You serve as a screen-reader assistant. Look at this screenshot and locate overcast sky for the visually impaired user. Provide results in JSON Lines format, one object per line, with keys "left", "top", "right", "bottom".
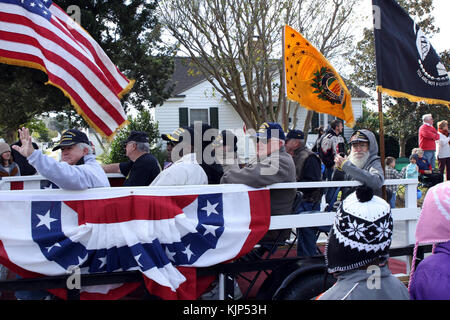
{"left": 429, "top": 0, "right": 450, "bottom": 53}
{"left": 357, "top": 0, "right": 449, "bottom": 53}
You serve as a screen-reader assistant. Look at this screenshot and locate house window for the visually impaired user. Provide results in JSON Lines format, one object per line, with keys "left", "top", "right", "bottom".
{"left": 179, "top": 107, "right": 219, "bottom": 128}
{"left": 189, "top": 109, "right": 209, "bottom": 126}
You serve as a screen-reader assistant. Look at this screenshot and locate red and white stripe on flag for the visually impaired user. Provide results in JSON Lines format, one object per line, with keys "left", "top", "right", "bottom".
{"left": 0, "top": 185, "right": 271, "bottom": 300}
{"left": 0, "top": 0, "right": 132, "bottom": 140}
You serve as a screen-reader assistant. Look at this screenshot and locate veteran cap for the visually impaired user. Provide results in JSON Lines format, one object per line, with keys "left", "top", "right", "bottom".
{"left": 161, "top": 126, "right": 194, "bottom": 145}
{"left": 286, "top": 129, "right": 305, "bottom": 140}
{"left": 52, "top": 129, "right": 90, "bottom": 151}
{"left": 124, "top": 131, "right": 149, "bottom": 144}
{"left": 253, "top": 122, "right": 286, "bottom": 141}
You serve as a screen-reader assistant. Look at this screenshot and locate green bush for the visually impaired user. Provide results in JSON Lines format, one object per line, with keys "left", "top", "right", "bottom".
{"left": 105, "top": 110, "right": 164, "bottom": 167}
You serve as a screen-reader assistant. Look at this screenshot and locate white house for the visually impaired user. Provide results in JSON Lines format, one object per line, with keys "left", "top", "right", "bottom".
{"left": 155, "top": 57, "right": 369, "bottom": 160}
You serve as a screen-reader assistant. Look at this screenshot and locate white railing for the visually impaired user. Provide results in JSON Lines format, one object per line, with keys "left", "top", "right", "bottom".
{"left": 0, "top": 175, "right": 419, "bottom": 272}
{"left": 0, "top": 173, "right": 125, "bottom": 190}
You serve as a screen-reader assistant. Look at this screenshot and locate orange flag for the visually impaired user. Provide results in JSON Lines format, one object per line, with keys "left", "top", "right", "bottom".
{"left": 283, "top": 25, "right": 355, "bottom": 127}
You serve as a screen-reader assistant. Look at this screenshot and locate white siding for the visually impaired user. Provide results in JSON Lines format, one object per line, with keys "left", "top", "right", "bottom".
{"left": 155, "top": 80, "right": 245, "bottom": 136}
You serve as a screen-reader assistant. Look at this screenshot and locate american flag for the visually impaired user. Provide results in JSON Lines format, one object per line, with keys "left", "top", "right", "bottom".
{"left": 0, "top": 0, "right": 132, "bottom": 140}
{"left": 0, "top": 185, "right": 270, "bottom": 300}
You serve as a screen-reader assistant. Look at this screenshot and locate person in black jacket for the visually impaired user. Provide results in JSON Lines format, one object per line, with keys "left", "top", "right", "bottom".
{"left": 285, "top": 129, "right": 328, "bottom": 257}
{"left": 10, "top": 139, "right": 39, "bottom": 176}
{"left": 102, "top": 131, "right": 161, "bottom": 186}
{"left": 197, "top": 123, "right": 223, "bottom": 184}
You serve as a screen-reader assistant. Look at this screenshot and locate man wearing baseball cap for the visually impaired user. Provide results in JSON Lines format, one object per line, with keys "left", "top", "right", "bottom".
{"left": 151, "top": 126, "right": 208, "bottom": 186}
{"left": 102, "top": 131, "right": 161, "bottom": 186}
{"left": 12, "top": 127, "right": 109, "bottom": 190}
{"left": 221, "top": 122, "right": 296, "bottom": 244}
{"left": 333, "top": 129, "right": 385, "bottom": 200}
{"left": 212, "top": 130, "right": 240, "bottom": 172}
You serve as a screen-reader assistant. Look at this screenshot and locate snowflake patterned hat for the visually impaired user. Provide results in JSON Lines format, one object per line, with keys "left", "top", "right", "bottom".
{"left": 325, "top": 186, "right": 393, "bottom": 273}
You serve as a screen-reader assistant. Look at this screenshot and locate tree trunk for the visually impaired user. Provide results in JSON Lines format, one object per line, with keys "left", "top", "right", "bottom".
{"left": 399, "top": 136, "right": 406, "bottom": 157}
{"left": 5, "top": 127, "right": 17, "bottom": 144}
{"left": 303, "top": 109, "right": 314, "bottom": 142}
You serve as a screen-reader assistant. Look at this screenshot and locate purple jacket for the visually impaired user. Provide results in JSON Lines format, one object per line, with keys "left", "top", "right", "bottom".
{"left": 409, "top": 241, "right": 450, "bottom": 300}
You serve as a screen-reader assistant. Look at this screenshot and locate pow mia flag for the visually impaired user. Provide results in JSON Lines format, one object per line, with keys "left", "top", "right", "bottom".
{"left": 373, "top": 0, "right": 450, "bottom": 106}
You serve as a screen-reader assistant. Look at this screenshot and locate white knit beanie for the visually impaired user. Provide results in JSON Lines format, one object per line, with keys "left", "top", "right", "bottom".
{"left": 0, "top": 142, "right": 11, "bottom": 155}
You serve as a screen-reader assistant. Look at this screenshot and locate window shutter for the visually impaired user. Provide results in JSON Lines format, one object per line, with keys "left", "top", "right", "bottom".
{"left": 311, "top": 112, "right": 319, "bottom": 130}
{"left": 209, "top": 107, "right": 219, "bottom": 129}
{"left": 179, "top": 107, "right": 188, "bottom": 127}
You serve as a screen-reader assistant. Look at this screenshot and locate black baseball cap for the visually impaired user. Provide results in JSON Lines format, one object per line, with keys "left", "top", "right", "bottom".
{"left": 349, "top": 130, "right": 369, "bottom": 144}
{"left": 286, "top": 129, "right": 305, "bottom": 140}
{"left": 52, "top": 129, "right": 90, "bottom": 151}
{"left": 124, "top": 131, "right": 149, "bottom": 144}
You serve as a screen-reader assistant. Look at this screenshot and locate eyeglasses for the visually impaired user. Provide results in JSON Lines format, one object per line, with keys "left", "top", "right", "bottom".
{"left": 256, "top": 138, "right": 269, "bottom": 144}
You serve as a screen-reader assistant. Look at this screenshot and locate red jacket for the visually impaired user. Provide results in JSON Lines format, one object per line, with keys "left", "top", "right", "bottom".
{"left": 419, "top": 124, "right": 439, "bottom": 151}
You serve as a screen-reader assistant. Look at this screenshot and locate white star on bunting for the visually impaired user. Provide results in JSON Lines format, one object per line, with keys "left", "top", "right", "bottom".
{"left": 36, "top": 210, "right": 58, "bottom": 230}
{"left": 135, "top": 254, "right": 144, "bottom": 268}
{"left": 165, "top": 247, "right": 176, "bottom": 262}
{"left": 182, "top": 244, "right": 194, "bottom": 261}
{"left": 201, "top": 201, "right": 219, "bottom": 217}
{"left": 98, "top": 257, "right": 107, "bottom": 269}
{"left": 46, "top": 242, "right": 61, "bottom": 253}
{"left": 202, "top": 224, "right": 219, "bottom": 236}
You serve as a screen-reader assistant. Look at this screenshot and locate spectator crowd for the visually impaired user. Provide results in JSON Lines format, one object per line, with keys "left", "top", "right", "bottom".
{"left": 0, "top": 112, "right": 448, "bottom": 301}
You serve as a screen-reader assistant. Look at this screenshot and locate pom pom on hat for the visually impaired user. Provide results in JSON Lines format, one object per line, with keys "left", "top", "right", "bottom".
{"left": 355, "top": 185, "right": 374, "bottom": 203}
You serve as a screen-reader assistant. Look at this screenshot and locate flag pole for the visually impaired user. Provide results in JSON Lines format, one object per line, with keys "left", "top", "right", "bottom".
{"left": 281, "top": 26, "right": 288, "bottom": 131}
{"left": 378, "top": 89, "right": 387, "bottom": 201}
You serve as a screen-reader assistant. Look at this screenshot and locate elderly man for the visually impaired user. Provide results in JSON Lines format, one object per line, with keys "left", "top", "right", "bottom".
{"left": 12, "top": 127, "right": 110, "bottom": 300}
{"left": 419, "top": 114, "right": 440, "bottom": 170}
{"left": 285, "top": 129, "right": 326, "bottom": 257}
{"left": 13, "top": 127, "right": 109, "bottom": 190}
{"left": 211, "top": 129, "right": 240, "bottom": 173}
{"left": 161, "top": 132, "right": 176, "bottom": 169}
{"left": 102, "top": 131, "right": 161, "bottom": 186}
{"left": 333, "top": 129, "right": 384, "bottom": 201}
{"left": 221, "top": 122, "right": 296, "bottom": 246}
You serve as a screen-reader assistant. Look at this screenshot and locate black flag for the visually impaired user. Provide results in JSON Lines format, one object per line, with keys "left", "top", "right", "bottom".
{"left": 373, "top": 0, "right": 450, "bottom": 106}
